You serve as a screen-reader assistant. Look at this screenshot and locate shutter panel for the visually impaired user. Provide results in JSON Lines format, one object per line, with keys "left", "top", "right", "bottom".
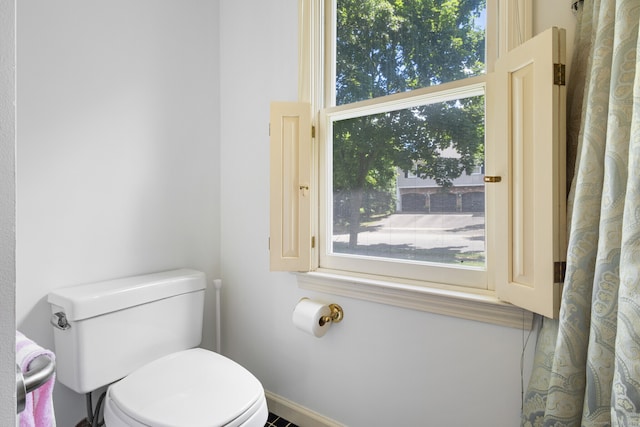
{"left": 487, "top": 27, "right": 567, "bottom": 318}
{"left": 269, "top": 102, "right": 313, "bottom": 271}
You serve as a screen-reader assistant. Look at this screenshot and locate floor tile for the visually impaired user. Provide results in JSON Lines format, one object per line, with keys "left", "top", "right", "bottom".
{"left": 265, "top": 412, "right": 299, "bottom": 427}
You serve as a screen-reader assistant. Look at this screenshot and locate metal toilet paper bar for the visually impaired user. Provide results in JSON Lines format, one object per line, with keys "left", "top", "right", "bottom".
{"left": 318, "top": 303, "right": 344, "bottom": 326}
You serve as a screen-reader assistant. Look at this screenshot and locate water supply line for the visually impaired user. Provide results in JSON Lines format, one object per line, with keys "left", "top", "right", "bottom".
{"left": 213, "top": 279, "right": 222, "bottom": 354}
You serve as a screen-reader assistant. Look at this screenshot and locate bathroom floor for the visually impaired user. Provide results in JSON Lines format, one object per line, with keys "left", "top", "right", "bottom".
{"left": 266, "top": 412, "right": 299, "bottom": 427}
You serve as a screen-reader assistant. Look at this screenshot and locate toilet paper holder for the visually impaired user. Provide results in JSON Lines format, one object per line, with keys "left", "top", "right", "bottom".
{"left": 319, "top": 303, "right": 344, "bottom": 327}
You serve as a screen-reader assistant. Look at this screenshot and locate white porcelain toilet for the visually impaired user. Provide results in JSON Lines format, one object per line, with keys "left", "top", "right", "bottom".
{"left": 47, "top": 269, "right": 268, "bottom": 427}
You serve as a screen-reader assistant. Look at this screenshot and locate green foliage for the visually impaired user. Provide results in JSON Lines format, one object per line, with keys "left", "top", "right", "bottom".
{"left": 335, "top": 0, "right": 486, "bottom": 104}
{"left": 332, "top": 0, "right": 486, "bottom": 247}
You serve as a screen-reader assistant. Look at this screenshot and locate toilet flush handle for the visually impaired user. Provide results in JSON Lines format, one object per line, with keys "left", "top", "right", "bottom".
{"left": 50, "top": 312, "right": 71, "bottom": 330}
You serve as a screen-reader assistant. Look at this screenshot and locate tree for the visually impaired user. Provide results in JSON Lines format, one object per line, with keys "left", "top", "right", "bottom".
{"left": 333, "top": 0, "right": 486, "bottom": 249}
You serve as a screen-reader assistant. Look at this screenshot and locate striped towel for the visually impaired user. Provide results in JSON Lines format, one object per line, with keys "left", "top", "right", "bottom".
{"left": 16, "top": 331, "right": 56, "bottom": 427}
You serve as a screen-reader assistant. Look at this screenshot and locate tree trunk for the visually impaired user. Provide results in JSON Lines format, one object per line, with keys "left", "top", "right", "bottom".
{"left": 348, "top": 188, "right": 364, "bottom": 249}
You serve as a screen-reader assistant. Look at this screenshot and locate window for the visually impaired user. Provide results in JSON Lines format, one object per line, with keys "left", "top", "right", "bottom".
{"left": 271, "top": 0, "right": 567, "bottom": 325}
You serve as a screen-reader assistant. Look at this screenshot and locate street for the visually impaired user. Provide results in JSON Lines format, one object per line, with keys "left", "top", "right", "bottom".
{"left": 332, "top": 213, "right": 485, "bottom": 265}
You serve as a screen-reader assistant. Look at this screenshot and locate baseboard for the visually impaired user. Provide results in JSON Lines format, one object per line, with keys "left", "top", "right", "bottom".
{"left": 265, "top": 391, "right": 345, "bottom": 427}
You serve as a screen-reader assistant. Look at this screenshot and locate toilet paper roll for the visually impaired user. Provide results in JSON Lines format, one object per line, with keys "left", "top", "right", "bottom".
{"left": 292, "top": 298, "right": 332, "bottom": 337}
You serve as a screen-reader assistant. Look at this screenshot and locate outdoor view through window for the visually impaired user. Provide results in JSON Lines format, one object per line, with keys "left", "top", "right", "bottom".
{"left": 329, "top": 0, "right": 487, "bottom": 269}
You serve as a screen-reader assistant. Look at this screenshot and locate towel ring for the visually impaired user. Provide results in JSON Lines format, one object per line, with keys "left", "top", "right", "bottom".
{"left": 16, "top": 355, "right": 56, "bottom": 414}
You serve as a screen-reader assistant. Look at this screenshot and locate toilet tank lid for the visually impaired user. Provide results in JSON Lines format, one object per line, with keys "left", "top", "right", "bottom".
{"left": 47, "top": 269, "right": 206, "bottom": 322}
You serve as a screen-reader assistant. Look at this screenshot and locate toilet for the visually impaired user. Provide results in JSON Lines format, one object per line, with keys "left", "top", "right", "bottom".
{"left": 47, "top": 269, "right": 268, "bottom": 427}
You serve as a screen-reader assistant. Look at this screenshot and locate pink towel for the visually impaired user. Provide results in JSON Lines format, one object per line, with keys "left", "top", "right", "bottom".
{"left": 16, "top": 331, "right": 56, "bottom": 427}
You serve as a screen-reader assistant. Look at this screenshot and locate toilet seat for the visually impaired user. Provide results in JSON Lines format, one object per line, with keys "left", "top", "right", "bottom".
{"left": 103, "top": 348, "right": 268, "bottom": 427}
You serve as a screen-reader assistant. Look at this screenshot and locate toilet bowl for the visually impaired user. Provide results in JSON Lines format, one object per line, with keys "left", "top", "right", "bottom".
{"left": 48, "top": 269, "right": 268, "bottom": 427}
{"left": 103, "top": 349, "right": 268, "bottom": 427}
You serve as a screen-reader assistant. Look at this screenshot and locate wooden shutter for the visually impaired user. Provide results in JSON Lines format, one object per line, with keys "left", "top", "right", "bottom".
{"left": 487, "top": 27, "right": 567, "bottom": 318}
{"left": 269, "top": 102, "right": 313, "bottom": 271}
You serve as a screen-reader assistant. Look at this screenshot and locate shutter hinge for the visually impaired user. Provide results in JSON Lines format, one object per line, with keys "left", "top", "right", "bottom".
{"left": 268, "top": 237, "right": 270, "bottom": 250}
{"left": 311, "top": 126, "right": 316, "bottom": 139}
{"left": 311, "top": 236, "right": 316, "bottom": 249}
{"left": 554, "top": 261, "right": 566, "bottom": 283}
{"left": 554, "top": 63, "right": 566, "bottom": 86}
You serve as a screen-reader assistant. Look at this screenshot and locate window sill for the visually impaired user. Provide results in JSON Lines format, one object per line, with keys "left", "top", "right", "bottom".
{"left": 296, "top": 270, "right": 533, "bottom": 329}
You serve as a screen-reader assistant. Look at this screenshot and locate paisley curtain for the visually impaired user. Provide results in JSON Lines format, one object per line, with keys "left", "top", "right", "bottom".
{"left": 522, "top": 0, "right": 640, "bottom": 426}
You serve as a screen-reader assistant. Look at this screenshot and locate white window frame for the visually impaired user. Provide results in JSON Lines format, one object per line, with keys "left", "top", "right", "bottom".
{"left": 319, "top": 79, "right": 488, "bottom": 291}
{"left": 271, "top": 0, "right": 565, "bottom": 328}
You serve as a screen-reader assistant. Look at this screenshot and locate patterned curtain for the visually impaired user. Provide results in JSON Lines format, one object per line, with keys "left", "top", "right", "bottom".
{"left": 522, "top": 0, "right": 640, "bottom": 426}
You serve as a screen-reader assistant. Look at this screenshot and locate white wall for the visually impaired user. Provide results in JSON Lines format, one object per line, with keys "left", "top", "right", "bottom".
{"left": 0, "top": 0, "right": 16, "bottom": 424}
{"left": 219, "top": 1, "right": 576, "bottom": 426}
{"left": 16, "top": 2, "right": 220, "bottom": 426}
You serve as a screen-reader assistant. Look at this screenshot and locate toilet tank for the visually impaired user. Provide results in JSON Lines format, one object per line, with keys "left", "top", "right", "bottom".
{"left": 47, "top": 269, "right": 206, "bottom": 394}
